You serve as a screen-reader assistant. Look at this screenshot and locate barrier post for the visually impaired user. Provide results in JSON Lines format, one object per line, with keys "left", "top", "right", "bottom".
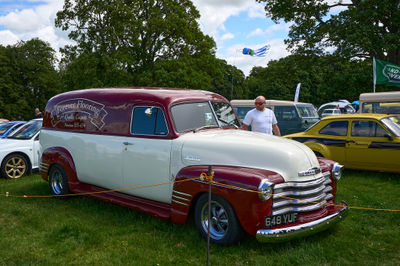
{"left": 206, "top": 165, "right": 213, "bottom": 266}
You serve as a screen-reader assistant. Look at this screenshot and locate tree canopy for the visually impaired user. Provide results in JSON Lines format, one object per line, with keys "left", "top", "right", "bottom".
{"left": 257, "top": 0, "right": 400, "bottom": 64}
{"left": 246, "top": 55, "right": 372, "bottom": 107}
{"left": 0, "top": 39, "right": 61, "bottom": 120}
{"left": 56, "top": 0, "right": 221, "bottom": 90}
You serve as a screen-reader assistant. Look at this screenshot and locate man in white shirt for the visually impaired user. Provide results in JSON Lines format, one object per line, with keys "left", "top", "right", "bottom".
{"left": 242, "top": 96, "right": 281, "bottom": 136}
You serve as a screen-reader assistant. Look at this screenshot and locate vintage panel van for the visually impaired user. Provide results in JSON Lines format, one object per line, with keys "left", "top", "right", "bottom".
{"left": 40, "top": 88, "right": 347, "bottom": 245}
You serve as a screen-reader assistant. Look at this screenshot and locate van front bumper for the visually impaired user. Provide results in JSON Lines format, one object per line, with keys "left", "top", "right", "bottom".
{"left": 256, "top": 204, "right": 348, "bottom": 242}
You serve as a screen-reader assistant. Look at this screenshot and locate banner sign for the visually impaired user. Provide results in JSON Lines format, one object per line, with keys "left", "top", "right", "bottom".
{"left": 51, "top": 98, "right": 108, "bottom": 129}
{"left": 374, "top": 58, "right": 400, "bottom": 88}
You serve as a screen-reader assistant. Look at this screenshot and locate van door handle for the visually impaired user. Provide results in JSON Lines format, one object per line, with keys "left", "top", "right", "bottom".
{"left": 123, "top": 142, "right": 134, "bottom": 146}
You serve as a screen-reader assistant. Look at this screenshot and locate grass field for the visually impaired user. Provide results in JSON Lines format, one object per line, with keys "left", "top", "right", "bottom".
{"left": 0, "top": 170, "right": 399, "bottom": 265}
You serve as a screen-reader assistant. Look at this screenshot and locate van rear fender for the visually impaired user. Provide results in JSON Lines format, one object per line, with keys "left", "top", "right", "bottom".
{"left": 171, "top": 165, "right": 284, "bottom": 236}
{"left": 41, "top": 147, "right": 80, "bottom": 190}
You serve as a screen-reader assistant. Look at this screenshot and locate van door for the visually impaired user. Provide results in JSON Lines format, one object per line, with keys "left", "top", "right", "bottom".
{"left": 273, "top": 105, "right": 302, "bottom": 135}
{"left": 122, "top": 106, "right": 172, "bottom": 203}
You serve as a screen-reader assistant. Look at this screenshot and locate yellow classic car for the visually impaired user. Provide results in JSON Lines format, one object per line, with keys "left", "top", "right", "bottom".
{"left": 284, "top": 114, "right": 400, "bottom": 173}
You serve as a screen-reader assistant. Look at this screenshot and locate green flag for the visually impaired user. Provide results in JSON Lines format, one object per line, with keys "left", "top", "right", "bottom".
{"left": 374, "top": 58, "right": 400, "bottom": 88}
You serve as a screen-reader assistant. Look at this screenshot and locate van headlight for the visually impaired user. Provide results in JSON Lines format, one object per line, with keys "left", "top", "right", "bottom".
{"left": 332, "top": 163, "right": 344, "bottom": 181}
{"left": 258, "top": 179, "right": 274, "bottom": 201}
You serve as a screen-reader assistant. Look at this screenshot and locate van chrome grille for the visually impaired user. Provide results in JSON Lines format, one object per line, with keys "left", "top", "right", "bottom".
{"left": 272, "top": 172, "right": 332, "bottom": 215}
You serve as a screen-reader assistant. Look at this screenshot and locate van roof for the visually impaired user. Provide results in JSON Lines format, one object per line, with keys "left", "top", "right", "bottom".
{"left": 360, "top": 91, "right": 400, "bottom": 102}
{"left": 48, "top": 87, "right": 227, "bottom": 107}
{"left": 230, "top": 99, "right": 312, "bottom": 107}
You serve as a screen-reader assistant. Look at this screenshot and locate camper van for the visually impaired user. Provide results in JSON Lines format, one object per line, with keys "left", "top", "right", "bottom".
{"left": 230, "top": 100, "right": 320, "bottom": 135}
{"left": 359, "top": 91, "right": 400, "bottom": 115}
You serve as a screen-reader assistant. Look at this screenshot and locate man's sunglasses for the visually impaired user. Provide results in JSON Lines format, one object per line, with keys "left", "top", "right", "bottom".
{"left": 255, "top": 102, "right": 265, "bottom": 106}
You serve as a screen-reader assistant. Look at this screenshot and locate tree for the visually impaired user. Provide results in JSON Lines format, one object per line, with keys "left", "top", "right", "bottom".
{"left": 56, "top": 0, "right": 218, "bottom": 89}
{"left": 257, "top": 0, "right": 400, "bottom": 64}
{"left": 211, "top": 60, "right": 248, "bottom": 100}
{"left": 246, "top": 55, "right": 371, "bottom": 106}
{"left": 0, "top": 39, "right": 61, "bottom": 120}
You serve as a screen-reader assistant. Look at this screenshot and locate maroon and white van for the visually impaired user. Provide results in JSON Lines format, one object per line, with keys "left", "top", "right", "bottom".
{"left": 40, "top": 87, "right": 347, "bottom": 245}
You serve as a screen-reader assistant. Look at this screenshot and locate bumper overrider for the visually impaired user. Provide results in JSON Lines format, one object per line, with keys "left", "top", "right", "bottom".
{"left": 256, "top": 203, "right": 348, "bottom": 242}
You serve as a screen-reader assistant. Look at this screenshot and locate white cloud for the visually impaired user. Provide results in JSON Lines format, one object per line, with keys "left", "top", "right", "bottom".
{"left": 0, "top": 9, "right": 42, "bottom": 33}
{"left": 0, "top": 30, "right": 20, "bottom": 46}
{"left": 221, "top": 33, "right": 234, "bottom": 41}
{"left": 247, "top": 28, "right": 264, "bottom": 38}
{"left": 0, "top": 0, "right": 71, "bottom": 53}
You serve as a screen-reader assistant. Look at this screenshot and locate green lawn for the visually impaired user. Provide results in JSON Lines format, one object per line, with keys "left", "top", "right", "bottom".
{"left": 0, "top": 170, "right": 399, "bottom": 265}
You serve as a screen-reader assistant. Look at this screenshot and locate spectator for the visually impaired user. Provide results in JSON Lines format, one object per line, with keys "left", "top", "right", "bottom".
{"left": 33, "top": 108, "right": 43, "bottom": 119}
{"left": 242, "top": 96, "right": 281, "bottom": 136}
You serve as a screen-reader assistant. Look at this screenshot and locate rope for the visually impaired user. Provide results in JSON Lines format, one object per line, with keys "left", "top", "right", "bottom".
{"left": 1, "top": 172, "right": 399, "bottom": 212}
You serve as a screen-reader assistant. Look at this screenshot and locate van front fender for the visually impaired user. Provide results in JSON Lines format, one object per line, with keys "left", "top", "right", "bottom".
{"left": 171, "top": 165, "right": 284, "bottom": 236}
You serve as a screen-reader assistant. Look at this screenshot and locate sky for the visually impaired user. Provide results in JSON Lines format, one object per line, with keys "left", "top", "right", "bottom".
{"left": 0, "top": 0, "right": 293, "bottom": 76}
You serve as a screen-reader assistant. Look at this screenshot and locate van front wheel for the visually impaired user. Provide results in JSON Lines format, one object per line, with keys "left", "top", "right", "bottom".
{"left": 194, "top": 194, "right": 243, "bottom": 246}
{"left": 48, "top": 165, "right": 70, "bottom": 196}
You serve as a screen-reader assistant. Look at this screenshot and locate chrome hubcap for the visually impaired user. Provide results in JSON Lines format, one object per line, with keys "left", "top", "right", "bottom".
{"left": 200, "top": 200, "right": 229, "bottom": 240}
{"left": 50, "top": 169, "right": 63, "bottom": 194}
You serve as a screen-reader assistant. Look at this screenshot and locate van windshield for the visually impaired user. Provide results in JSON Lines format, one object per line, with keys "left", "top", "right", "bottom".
{"left": 297, "top": 105, "right": 319, "bottom": 118}
{"left": 171, "top": 101, "right": 240, "bottom": 133}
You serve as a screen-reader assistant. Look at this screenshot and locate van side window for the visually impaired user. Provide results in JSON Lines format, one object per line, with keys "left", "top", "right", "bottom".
{"left": 274, "top": 106, "right": 299, "bottom": 121}
{"left": 131, "top": 107, "right": 168, "bottom": 136}
{"left": 319, "top": 121, "right": 348, "bottom": 136}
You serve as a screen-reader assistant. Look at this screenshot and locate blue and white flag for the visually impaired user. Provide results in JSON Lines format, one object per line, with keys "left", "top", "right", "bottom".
{"left": 242, "top": 45, "right": 270, "bottom": 57}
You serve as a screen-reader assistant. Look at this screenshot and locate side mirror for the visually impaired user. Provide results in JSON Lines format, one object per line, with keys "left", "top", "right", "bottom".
{"left": 384, "top": 133, "right": 393, "bottom": 141}
{"left": 144, "top": 107, "right": 153, "bottom": 116}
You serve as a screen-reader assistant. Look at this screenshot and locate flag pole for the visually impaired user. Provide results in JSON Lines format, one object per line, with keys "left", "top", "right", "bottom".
{"left": 373, "top": 57, "right": 376, "bottom": 93}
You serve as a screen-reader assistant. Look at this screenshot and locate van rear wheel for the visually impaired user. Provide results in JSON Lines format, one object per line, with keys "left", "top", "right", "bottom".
{"left": 48, "top": 165, "right": 70, "bottom": 196}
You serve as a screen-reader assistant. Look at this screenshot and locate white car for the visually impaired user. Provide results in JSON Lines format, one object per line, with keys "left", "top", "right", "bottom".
{"left": 321, "top": 108, "right": 341, "bottom": 117}
{"left": 0, "top": 119, "right": 42, "bottom": 179}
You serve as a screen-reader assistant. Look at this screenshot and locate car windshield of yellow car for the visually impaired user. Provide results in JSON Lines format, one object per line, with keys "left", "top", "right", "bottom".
{"left": 381, "top": 116, "right": 400, "bottom": 137}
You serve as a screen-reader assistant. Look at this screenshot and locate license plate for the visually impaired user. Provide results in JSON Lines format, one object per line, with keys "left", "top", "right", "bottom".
{"left": 265, "top": 213, "right": 298, "bottom": 228}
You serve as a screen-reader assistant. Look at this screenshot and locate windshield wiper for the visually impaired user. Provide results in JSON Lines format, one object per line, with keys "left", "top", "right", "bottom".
{"left": 193, "top": 125, "right": 219, "bottom": 133}
{"left": 217, "top": 118, "right": 239, "bottom": 128}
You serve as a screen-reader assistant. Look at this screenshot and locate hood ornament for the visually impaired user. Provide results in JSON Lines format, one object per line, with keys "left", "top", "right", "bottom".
{"left": 298, "top": 167, "right": 321, "bottom": 177}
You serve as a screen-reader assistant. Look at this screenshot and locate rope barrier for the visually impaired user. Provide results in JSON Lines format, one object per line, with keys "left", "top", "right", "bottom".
{"left": 1, "top": 172, "right": 399, "bottom": 212}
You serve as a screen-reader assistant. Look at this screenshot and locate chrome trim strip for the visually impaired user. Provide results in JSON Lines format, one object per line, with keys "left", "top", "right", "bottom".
{"left": 273, "top": 185, "right": 326, "bottom": 198}
{"left": 193, "top": 179, "right": 249, "bottom": 192}
{"left": 172, "top": 195, "right": 190, "bottom": 202}
{"left": 273, "top": 193, "right": 330, "bottom": 208}
{"left": 322, "top": 171, "right": 330, "bottom": 177}
{"left": 171, "top": 199, "right": 189, "bottom": 207}
{"left": 275, "top": 176, "right": 327, "bottom": 189}
{"left": 272, "top": 201, "right": 326, "bottom": 215}
{"left": 172, "top": 190, "right": 192, "bottom": 198}
{"left": 256, "top": 206, "right": 348, "bottom": 242}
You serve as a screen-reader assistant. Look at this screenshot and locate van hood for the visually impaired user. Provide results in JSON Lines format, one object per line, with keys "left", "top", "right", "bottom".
{"left": 178, "top": 129, "right": 323, "bottom": 182}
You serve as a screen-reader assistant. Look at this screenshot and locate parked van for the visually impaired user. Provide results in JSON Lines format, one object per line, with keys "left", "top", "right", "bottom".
{"left": 359, "top": 91, "right": 400, "bottom": 115}
{"left": 39, "top": 88, "right": 347, "bottom": 245}
{"left": 230, "top": 100, "right": 320, "bottom": 135}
